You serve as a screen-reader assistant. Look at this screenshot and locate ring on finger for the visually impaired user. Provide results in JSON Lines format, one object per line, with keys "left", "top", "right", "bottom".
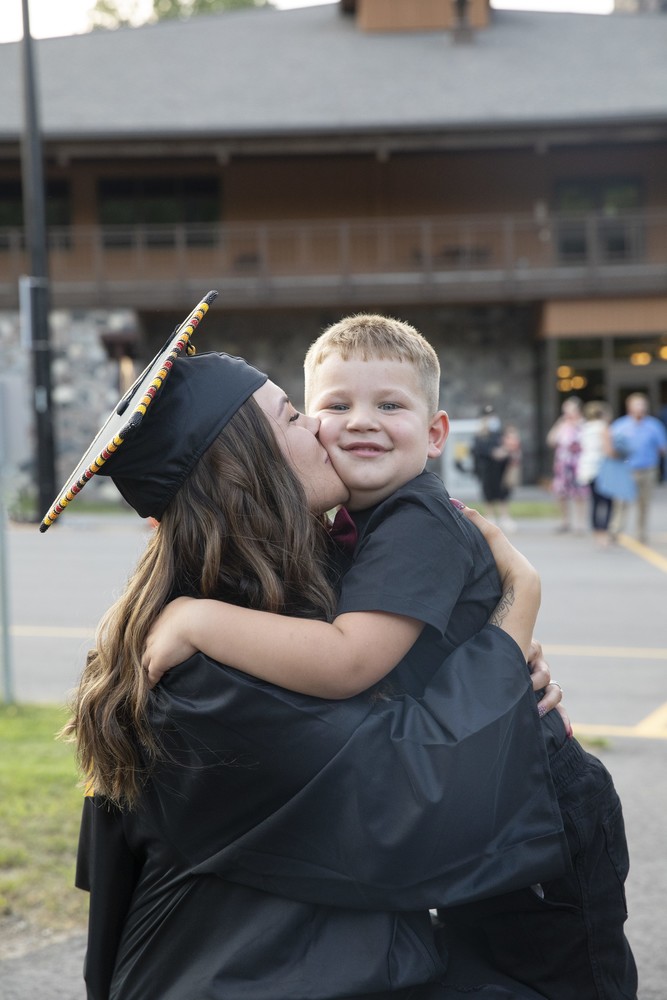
{"left": 549, "top": 681, "right": 563, "bottom": 693}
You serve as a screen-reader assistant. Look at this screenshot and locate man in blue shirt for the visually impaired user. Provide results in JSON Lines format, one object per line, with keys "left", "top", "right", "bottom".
{"left": 610, "top": 392, "right": 667, "bottom": 544}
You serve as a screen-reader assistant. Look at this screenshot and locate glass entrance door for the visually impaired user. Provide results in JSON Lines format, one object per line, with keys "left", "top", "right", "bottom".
{"left": 609, "top": 369, "right": 667, "bottom": 420}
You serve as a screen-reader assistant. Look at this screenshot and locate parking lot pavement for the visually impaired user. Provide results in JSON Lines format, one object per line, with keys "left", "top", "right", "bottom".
{"left": 2, "top": 488, "right": 667, "bottom": 997}
{"left": 0, "top": 934, "right": 87, "bottom": 1000}
{"left": 480, "top": 485, "right": 667, "bottom": 999}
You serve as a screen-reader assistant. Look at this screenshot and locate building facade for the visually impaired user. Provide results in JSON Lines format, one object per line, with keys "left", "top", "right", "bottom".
{"left": 1, "top": 0, "right": 666, "bottom": 499}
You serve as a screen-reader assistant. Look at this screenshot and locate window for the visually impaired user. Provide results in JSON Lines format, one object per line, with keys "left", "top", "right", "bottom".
{"left": 553, "top": 178, "right": 642, "bottom": 264}
{"left": 555, "top": 366, "right": 606, "bottom": 402}
{"left": 0, "top": 180, "right": 70, "bottom": 249}
{"left": 98, "top": 176, "right": 220, "bottom": 247}
{"left": 556, "top": 338, "right": 604, "bottom": 363}
{"left": 613, "top": 335, "right": 666, "bottom": 365}
{"left": 0, "top": 181, "right": 22, "bottom": 230}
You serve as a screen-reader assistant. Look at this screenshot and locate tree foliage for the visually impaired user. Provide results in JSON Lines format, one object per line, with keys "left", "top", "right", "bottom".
{"left": 89, "top": 0, "right": 272, "bottom": 31}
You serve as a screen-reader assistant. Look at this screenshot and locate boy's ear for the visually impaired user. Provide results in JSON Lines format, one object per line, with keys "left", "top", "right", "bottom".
{"left": 428, "top": 410, "right": 449, "bottom": 459}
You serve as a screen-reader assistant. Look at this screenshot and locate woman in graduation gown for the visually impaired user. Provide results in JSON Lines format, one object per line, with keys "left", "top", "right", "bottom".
{"left": 44, "top": 304, "right": 568, "bottom": 1000}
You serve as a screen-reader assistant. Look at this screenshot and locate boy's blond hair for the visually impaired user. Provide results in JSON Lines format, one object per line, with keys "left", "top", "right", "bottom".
{"left": 304, "top": 314, "right": 441, "bottom": 415}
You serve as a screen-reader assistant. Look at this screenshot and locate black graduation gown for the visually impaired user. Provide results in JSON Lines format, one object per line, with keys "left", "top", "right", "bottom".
{"left": 76, "top": 626, "right": 570, "bottom": 1000}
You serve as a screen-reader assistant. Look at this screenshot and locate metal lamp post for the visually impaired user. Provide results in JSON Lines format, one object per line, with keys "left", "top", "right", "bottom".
{"left": 20, "top": 0, "right": 57, "bottom": 522}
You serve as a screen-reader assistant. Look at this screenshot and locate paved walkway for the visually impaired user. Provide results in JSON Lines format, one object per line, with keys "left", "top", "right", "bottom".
{"left": 1, "top": 934, "right": 87, "bottom": 999}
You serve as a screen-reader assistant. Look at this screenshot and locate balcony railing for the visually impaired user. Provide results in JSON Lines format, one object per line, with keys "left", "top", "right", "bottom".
{"left": 1, "top": 210, "right": 666, "bottom": 309}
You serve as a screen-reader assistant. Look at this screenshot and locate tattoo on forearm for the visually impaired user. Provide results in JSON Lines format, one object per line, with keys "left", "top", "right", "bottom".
{"left": 489, "top": 585, "right": 515, "bottom": 627}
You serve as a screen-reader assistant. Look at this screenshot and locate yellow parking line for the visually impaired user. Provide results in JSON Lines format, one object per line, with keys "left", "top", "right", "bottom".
{"left": 544, "top": 645, "right": 667, "bottom": 660}
{"left": 10, "top": 625, "right": 94, "bottom": 639}
{"left": 8, "top": 633, "right": 667, "bottom": 738}
{"left": 573, "top": 698, "right": 667, "bottom": 740}
{"left": 573, "top": 723, "right": 647, "bottom": 739}
{"left": 618, "top": 533, "right": 667, "bottom": 573}
{"left": 634, "top": 700, "right": 667, "bottom": 737}
{"left": 574, "top": 719, "right": 667, "bottom": 741}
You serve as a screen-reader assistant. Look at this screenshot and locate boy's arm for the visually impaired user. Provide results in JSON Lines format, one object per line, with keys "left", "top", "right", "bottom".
{"left": 144, "top": 501, "right": 541, "bottom": 698}
{"left": 144, "top": 600, "right": 424, "bottom": 698}
{"left": 145, "top": 535, "right": 539, "bottom": 699}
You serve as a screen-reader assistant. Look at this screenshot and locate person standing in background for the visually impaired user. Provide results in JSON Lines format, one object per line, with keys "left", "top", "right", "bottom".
{"left": 658, "top": 401, "right": 667, "bottom": 482}
{"left": 500, "top": 423, "right": 523, "bottom": 505}
{"left": 546, "top": 396, "right": 587, "bottom": 534}
{"left": 609, "top": 392, "right": 667, "bottom": 544}
{"left": 576, "top": 400, "right": 614, "bottom": 548}
{"left": 472, "top": 405, "right": 516, "bottom": 532}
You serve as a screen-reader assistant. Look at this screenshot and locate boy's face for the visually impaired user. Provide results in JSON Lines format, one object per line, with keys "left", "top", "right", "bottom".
{"left": 307, "top": 353, "right": 448, "bottom": 511}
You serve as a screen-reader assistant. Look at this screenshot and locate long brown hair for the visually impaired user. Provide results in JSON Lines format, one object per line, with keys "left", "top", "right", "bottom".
{"left": 63, "top": 396, "right": 336, "bottom": 808}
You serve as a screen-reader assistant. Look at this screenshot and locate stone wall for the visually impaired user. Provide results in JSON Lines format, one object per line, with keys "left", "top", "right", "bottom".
{"left": 0, "top": 307, "right": 137, "bottom": 515}
{"left": 0, "top": 300, "right": 543, "bottom": 516}
{"left": 157, "top": 302, "right": 543, "bottom": 480}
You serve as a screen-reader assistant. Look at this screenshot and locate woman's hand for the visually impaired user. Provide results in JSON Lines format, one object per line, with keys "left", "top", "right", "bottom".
{"left": 143, "top": 596, "right": 199, "bottom": 688}
{"left": 527, "top": 638, "right": 573, "bottom": 735}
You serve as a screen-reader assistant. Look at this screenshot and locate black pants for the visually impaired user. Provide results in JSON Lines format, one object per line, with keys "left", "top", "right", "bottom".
{"left": 439, "top": 739, "right": 638, "bottom": 1000}
{"left": 590, "top": 477, "right": 613, "bottom": 532}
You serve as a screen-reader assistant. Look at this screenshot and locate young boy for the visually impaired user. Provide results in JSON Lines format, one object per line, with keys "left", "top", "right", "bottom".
{"left": 145, "top": 315, "right": 637, "bottom": 1000}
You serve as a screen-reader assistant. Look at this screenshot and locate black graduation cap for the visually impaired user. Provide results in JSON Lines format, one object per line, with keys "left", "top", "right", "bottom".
{"left": 40, "top": 291, "right": 267, "bottom": 532}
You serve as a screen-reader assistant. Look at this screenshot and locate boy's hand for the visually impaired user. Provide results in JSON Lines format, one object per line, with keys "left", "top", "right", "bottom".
{"left": 143, "top": 596, "right": 198, "bottom": 688}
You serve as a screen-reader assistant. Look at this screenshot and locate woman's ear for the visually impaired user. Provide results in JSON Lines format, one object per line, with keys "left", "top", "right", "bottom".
{"left": 428, "top": 411, "right": 449, "bottom": 459}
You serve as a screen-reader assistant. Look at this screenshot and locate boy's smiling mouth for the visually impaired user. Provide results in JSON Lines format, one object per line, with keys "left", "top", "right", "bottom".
{"left": 342, "top": 443, "right": 388, "bottom": 456}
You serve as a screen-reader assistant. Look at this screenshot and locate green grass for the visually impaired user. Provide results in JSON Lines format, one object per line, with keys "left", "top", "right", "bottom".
{"left": 9, "top": 495, "right": 134, "bottom": 523}
{"left": 0, "top": 704, "right": 88, "bottom": 933}
{"left": 509, "top": 501, "right": 560, "bottom": 518}
{"left": 10, "top": 494, "right": 560, "bottom": 524}
{"left": 574, "top": 733, "right": 611, "bottom": 751}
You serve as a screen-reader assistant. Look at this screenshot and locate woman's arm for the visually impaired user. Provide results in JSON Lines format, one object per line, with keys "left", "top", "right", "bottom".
{"left": 458, "top": 503, "right": 570, "bottom": 732}
{"left": 546, "top": 418, "right": 562, "bottom": 448}
{"left": 602, "top": 422, "right": 616, "bottom": 458}
{"left": 456, "top": 504, "right": 540, "bottom": 658}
